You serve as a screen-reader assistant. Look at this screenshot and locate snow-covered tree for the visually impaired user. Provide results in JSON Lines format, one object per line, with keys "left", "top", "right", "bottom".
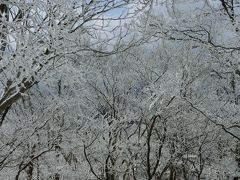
{"left": 1, "top": 0, "right": 240, "bottom": 179}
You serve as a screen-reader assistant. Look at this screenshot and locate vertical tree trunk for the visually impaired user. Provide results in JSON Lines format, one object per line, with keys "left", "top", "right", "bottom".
{"left": 54, "top": 173, "right": 60, "bottom": 180}
{"left": 105, "top": 155, "right": 115, "bottom": 180}
{"left": 26, "top": 145, "right": 36, "bottom": 180}
{"left": 0, "top": 4, "right": 9, "bottom": 60}
{"left": 26, "top": 162, "right": 33, "bottom": 180}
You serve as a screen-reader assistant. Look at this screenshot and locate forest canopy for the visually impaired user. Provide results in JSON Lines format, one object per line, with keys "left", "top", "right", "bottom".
{"left": 0, "top": 0, "right": 240, "bottom": 179}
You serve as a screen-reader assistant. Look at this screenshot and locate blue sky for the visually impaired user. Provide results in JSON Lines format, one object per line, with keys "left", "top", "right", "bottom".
{"left": 105, "top": 7, "right": 127, "bottom": 17}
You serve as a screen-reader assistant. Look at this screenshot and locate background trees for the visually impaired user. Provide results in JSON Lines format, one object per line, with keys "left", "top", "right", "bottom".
{"left": 1, "top": 0, "right": 240, "bottom": 179}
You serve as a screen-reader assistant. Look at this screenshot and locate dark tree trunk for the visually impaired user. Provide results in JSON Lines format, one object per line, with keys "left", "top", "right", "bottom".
{"left": 0, "top": 3, "right": 9, "bottom": 60}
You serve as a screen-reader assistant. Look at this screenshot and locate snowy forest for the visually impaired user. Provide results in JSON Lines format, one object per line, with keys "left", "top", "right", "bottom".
{"left": 1, "top": 0, "right": 240, "bottom": 179}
